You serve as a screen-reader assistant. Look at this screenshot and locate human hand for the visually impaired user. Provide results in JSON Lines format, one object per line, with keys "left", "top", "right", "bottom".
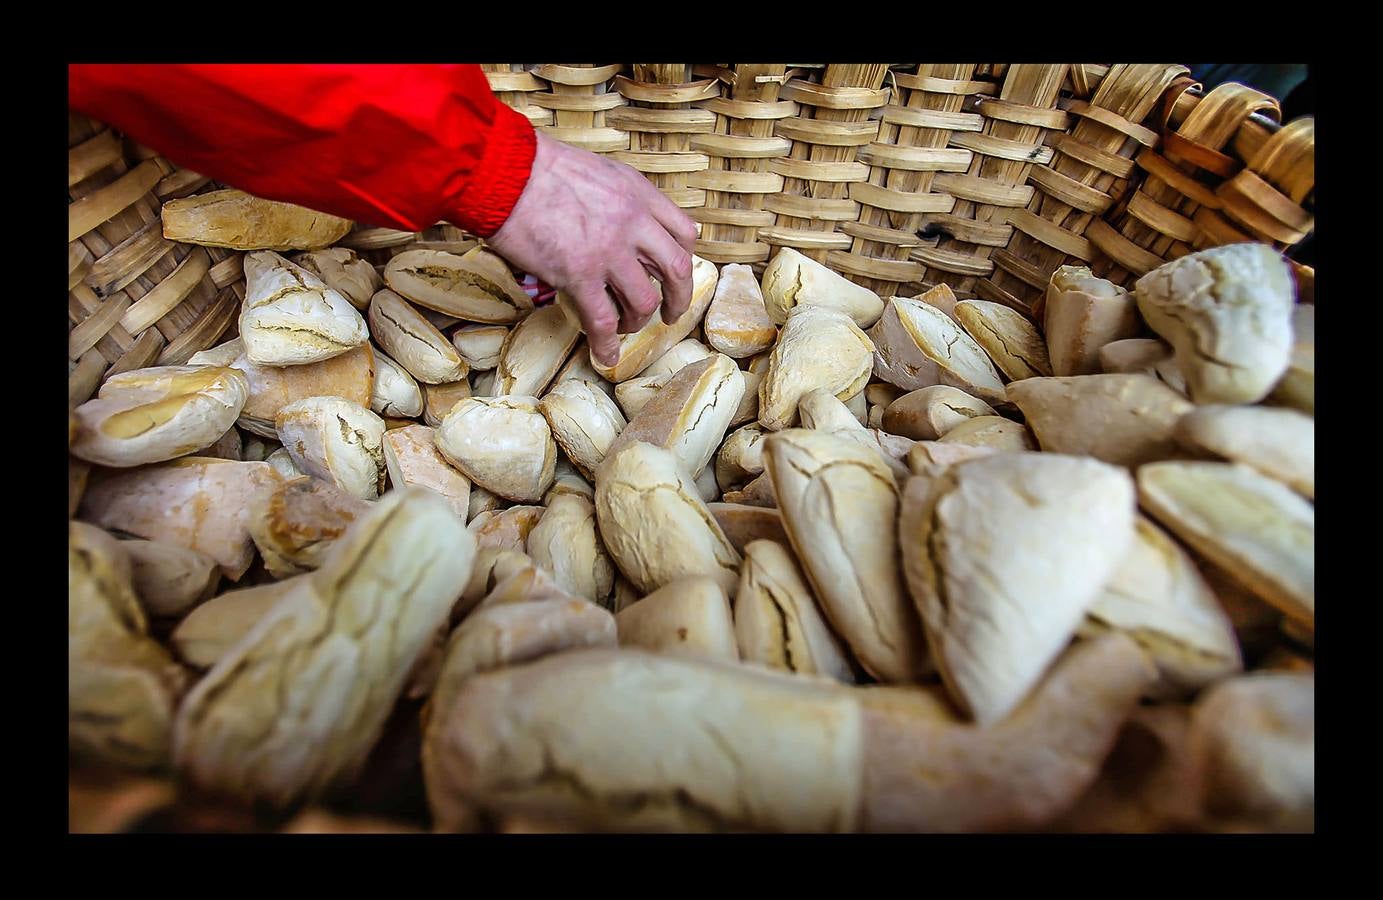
{"left": 487, "top": 132, "right": 699, "bottom": 367}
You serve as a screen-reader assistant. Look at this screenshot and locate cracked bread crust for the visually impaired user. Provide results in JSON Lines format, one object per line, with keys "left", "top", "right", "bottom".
{"left": 368, "top": 288, "right": 469, "bottom": 384}
{"left": 605, "top": 354, "right": 745, "bottom": 480}
{"left": 763, "top": 428, "right": 928, "bottom": 683}
{"left": 758, "top": 306, "right": 875, "bottom": 431}
{"left": 526, "top": 494, "right": 614, "bottom": 605}
{"left": 868, "top": 296, "right": 1005, "bottom": 402}
{"left": 594, "top": 441, "right": 742, "bottom": 598}
{"left": 72, "top": 365, "right": 249, "bottom": 468}
{"left": 761, "top": 247, "right": 884, "bottom": 328}
{"left": 384, "top": 247, "right": 533, "bottom": 323}
{"left": 425, "top": 647, "right": 865, "bottom": 833}
{"left": 954, "top": 299, "right": 1052, "bottom": 382}
{"left": 493, "top": 304, "right": 582, "bottom": 397}
{"left": 1134, "top": 243, "right": 1293, "bottom": 404}
{"left": 241, "top": 251, "right": 369, "bottom": 366}
{"left": 275, "top": 397, "right": 386, "bottom": 501}
{"left": 734, "top": 539, "right": 854, "bottom": 683}
{"left": 898, "top": 453, "right": 1136, "bottom": 724}
{"left": 173, "top": 488, "right": 476, "bottom": 809}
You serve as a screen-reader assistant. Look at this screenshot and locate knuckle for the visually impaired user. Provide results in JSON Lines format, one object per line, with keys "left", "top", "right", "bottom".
{"left": 675, "top": 216, "right": 698, "bottom": 243}
{"left": 589, "top": 306, "right": 618, "bottom": 332}
{"left": 669, "top": 251, "right": 694, "bottom": 281}
{"left": 633, "top": 284, "right": 661, "bottom": 315}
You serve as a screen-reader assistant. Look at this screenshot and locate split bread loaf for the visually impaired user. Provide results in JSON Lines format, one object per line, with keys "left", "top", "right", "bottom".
{"left": 173, "top": 488, "right": 476, "bottom": 809}
{"left": 762, "top": 428, "right": 929, "bottom": 683}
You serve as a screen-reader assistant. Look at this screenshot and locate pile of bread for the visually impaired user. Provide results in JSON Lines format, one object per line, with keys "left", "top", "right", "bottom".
{"left": 69, "top": 190, "right": 1314, "bottom": 833}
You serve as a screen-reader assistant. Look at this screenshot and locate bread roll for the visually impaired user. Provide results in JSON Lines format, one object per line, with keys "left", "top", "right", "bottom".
{"left": 493, "top": 304, "right": 582, "bottom": 397}
{"left": 1134, "top": 243, "right": 1294, "bottom": 404}
{"left": 1007, "top": 374, "right": 1192, "bottom": 468}
{"left": 1079, "top": 517, "right": 1242, "bottom": 698}
{"left": 954, "top": 299, "right": 1051, "bottom": 381}
{"left": 1175, "top": 405, "right": 1313, "bottom": 498}
{"left": 526, "top": 494, "right": 614, "bottom": 605}
{"left": 615, "top": 577, "right": 739, "bottom": 662}
{"left": 605, "top": 354, "right": 745, "bottom": 480}
{"left": 882, "top": 385, "right": 996, "bottom": 441}
{"left": 174, "top": 489, "right": 477, "bottom": 808}
{"left": 248, "top": 475, "right": 369, "bottom": 578}
{"left": 384, "top": 247, "right": 533, "bottom": 323}
{"left": 931, "top": 415, "right": 1033, "bottom": 453}
{"left": 275, "top": 396, "right": 386, "bottom": 500}
{"left": 368, "top": 288, "right": 469, "bottom": 384}
{"left": 538, "top": 379, "right": 627, "bottom": 481}
{"left": 593, "top": 441, "right": 741, "bottom": 597}
{"left": 293, "top": 247, "right": 381, "bottom": 310}
{"left": 383, "top": 424, "right": 471, "bottom": 517}
{"left": 1137, "top": 461, "right": 1314, "bottom": 629}
{"left": 71, "top": 366, "right": 248, "bottom": 468}
{"left": 706, "top": 502, "right": 789, "bottom": 553}
{"left": 1098, "top": 338, "right": 1188, "bottom": 396}
{"left": 69, "top": 522, "right": 189, "bottom": 771}
{"left": 763, "top": 428, "right": 928, "bottom": 682}
{"left": 450, "top": 324, "right": 510, "bottom": 372}
{"left": 868, "top": 295, "right": 1005, "bottom": 402}
{"left": 240, "top": 251, "right": 369, "bottom": 366}
{"left": 1042, "top": 266, "right": 1139, "bottom": 377}
{"left": 1268, "top": 304, "right": 1314, "bottom": 414}
{"left": 734, "top": 539, "right": 853, "bottom": 682}
{"left": 121, "top": 539, "right": 220, "bottom": 619}
{"left": 758, "top": 305, "right": 875, "bottom": 431}
{"left": 422, "top": 379, "right": 472, "bottom": 428}
{"left": 1188, "top": 672, "right": 1314, "bottom": 830}
{"left": 435, "top": 396, "right": 557, "bottom": 502}
{"left": 761, "top": 247, "right": 883, "bottom": 328}
{"left": 898, "top": 453, "right": 1137, "bottom": 724}
{"left": 216, "top": 344, "right": 375, "bottom": 439}
{"left": 169, "top": 579, "right": 298, "bottom": 670}
{"left": 161, "top": 189, "right": 351, "bottom": 250}
{"left": 705, "top": 263, "right": 777, "bottom": 358}
{"left": 79, "top": 458, "right": 283, "bottom": 580}
{"left": 367, "top": 351, "right": 423, "bottom": 418}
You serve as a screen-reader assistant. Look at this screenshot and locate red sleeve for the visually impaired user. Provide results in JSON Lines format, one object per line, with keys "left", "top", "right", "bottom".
{"left": 67, "top": 63, "right": 537, "bottom": 238}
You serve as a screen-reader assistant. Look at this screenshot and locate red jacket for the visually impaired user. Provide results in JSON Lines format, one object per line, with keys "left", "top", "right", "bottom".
{"left": 67, "top": 63, "right": 537, "bottom": 238}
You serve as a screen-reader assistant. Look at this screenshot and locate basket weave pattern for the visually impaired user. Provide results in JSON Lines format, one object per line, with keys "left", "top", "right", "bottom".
{"left": 485, "top": 62, "right": 1313, "bottom": 314}
{"left": 68, "top": 64, "right": 1313, "bottom": 411}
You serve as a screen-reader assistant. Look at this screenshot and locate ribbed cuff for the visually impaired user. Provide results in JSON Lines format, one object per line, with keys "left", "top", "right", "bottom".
{"left": 448, "top": 102, "right": 537, "bottom": 238}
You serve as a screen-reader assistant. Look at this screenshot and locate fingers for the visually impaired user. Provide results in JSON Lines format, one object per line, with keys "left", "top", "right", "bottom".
{"left": 641, "top": 180, "right": 699, "bottom": 254}
{"left": 637, "top": 224, "right": 695, "bottom": 326}
{"left": 564, "top": 280, "right": 623, "bottom": 368}
{"left": 607, "top": 256, "right": 663, "bottom": 335}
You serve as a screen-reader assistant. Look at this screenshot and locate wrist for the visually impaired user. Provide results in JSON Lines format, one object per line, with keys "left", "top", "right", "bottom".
{"left": 447, "top": 103, "right": 538, "bottom": 238}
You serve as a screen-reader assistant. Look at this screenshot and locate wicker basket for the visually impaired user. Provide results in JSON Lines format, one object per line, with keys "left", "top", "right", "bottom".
{"left": 66, "top": 64, "right": 1314, "bottom": 832}
{"left": 68, "top": 63, "right": 1314, "bottom": 409}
